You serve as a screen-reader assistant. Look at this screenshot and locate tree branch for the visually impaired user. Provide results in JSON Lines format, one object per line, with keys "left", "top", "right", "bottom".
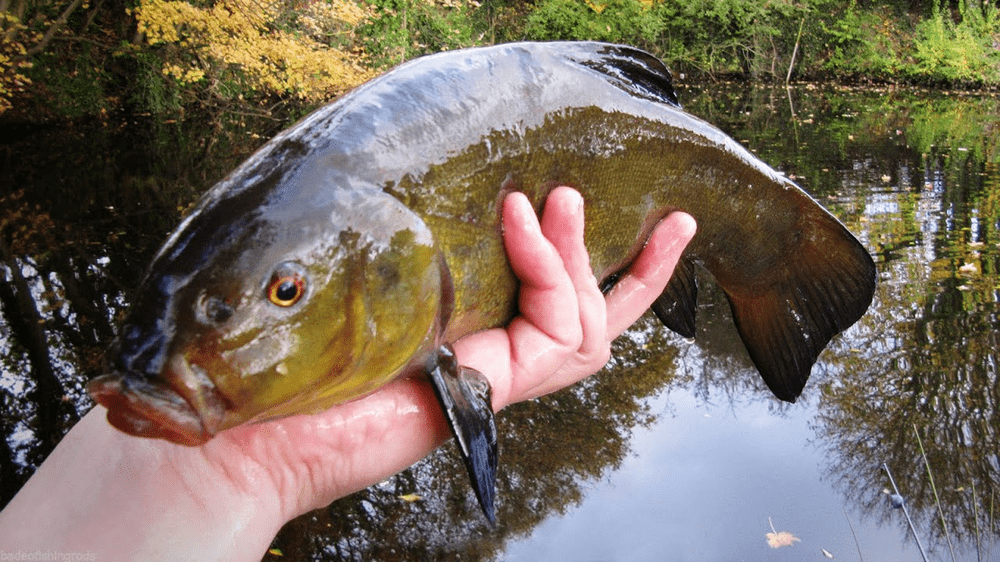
{"left": 24, "top": 0, "right": 87, "bottom": 57}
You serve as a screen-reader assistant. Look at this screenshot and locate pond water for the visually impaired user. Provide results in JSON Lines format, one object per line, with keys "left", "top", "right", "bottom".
{"left": 1, "top": 82, "right": 999, "bottom": 561}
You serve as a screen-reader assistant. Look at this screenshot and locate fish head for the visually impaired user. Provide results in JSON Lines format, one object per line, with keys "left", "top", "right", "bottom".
{"left": 90, "top": 166, "right": 447, "bottom": 445}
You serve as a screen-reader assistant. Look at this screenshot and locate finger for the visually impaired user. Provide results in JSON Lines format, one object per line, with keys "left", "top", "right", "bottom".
{"left": 456, "top": 192, "right": 580, "bottom": 409}
{"left": 501, "top": 192, "right": 564, "bottom": 292}
{"left": 539, "top": 187, "right": 605, "bottom": 359}
{"left": 538, "top": 187, "right": 589, "bottom": 287}
{"left": 605, "top": 212, "right": 697, "bottom": 338}
{"left": 502, "top": 192, "right": 582, "bottom": 350}
{"left": 518, "top": 187, "right": 610, "bottom": 398}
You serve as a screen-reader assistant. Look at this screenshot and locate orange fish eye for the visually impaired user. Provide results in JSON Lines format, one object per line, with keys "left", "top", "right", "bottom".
{"left": 266, "top": 263, "right": 307, "bottom": 307}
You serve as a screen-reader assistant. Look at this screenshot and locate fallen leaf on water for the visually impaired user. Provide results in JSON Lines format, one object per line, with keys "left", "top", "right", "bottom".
{"left": 765, "top": 517, "right": 801, "bottom": 549}
{"left": 267, "top": 548, "right": 283, "bottom": 556}
{"left": 765, "top": 531, "right": 801, "bottom": 548}
{"left": 398, "top": 493, "right": 423, "bottom": 503}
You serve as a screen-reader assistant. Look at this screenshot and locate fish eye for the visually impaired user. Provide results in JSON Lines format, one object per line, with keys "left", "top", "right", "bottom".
{"left": 266, "top": 262, "right": 308, "bottom": 307}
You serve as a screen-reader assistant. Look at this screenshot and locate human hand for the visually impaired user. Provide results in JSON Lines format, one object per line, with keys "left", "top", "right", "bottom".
{"left": 458, "top": 186, "right": 697, "bottom": 407}
{"left": 0, "top": 187, "right": 696, "bottom": 562}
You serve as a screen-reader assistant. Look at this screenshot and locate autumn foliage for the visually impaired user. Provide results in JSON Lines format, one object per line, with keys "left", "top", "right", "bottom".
{"left": 0, "top": 12, "right": 32, "bottom": 115}
{"left": 135, "top": 0, "right": 375, "bottom": 102}
{"left": 0, "top": 0, "right": 68, "bottom": 115}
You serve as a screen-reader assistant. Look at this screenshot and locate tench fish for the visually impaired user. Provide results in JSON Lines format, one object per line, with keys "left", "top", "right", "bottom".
{"left": 89, "top": 41, "right": 876, "bottom": 523}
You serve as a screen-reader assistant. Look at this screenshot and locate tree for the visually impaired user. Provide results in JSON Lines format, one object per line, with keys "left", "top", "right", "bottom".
{"left": 136, "top": 0, "right": 375, "bottom": 104}
{"left": 0, "top": 0, "right": 92, "bottom": 114}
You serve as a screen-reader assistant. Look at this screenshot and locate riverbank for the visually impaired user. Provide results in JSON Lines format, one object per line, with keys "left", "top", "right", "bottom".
{"left": 3, "top": 0, "right": 1000, "bottom": 124}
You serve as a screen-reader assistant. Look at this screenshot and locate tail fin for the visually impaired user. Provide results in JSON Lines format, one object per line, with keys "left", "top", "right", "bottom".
{"left": 654, "top": 205, "right": 875, "bottom": 403}
{"left": 724, "top": 213, "right": 875, "bottom": 402}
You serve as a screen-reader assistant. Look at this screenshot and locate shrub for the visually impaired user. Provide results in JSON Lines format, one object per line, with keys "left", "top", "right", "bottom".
{"left": 523, "top": 0, "right": 665, "bottom": 51}
{"left": 910, "top": 0, "right": 1000, "bottom": 84}
{"left": 135, "top": 0, "right": 375, "bottom": 103}
{"left": 358, "top": 0, "right": 486, "bottom": 69}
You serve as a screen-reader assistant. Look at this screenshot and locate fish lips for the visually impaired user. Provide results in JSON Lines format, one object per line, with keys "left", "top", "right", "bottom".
{"left": 89, "top": 354, "right": 229, "bottom": 447}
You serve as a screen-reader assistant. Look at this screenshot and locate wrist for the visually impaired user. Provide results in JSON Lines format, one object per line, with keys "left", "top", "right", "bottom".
{"left": 0, "top": 408, "right": 283, "bottom": 562}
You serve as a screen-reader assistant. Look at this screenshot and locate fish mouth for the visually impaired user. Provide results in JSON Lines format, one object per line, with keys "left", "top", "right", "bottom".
{"left": 88, "top": 355, "right": 228, "bottom": 447}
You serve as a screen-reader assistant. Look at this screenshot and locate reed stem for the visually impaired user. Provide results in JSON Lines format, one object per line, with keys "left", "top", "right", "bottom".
{"left": 785, "top": 17, "right": 805, "bottom": 85}
{"left": 842, "top": 507, "right": 866, "bottom": 562}
{"left": 913, "top": 423, "right": 957, "bottom": 561}
{"left": 883, "top": 462, "right": 930, "bottom": 562}
{"left": 972, "top": 480, "right": 981, "bottom": 562}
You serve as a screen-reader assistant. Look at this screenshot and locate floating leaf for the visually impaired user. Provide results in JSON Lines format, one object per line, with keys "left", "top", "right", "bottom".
{"left": 267, "top": 548, "right": 283, "bottom": 556}
{"left": 398, "top": 493, "right": 423, "bottom": 503}
{"left": 765, "top": 531, "right": 801, "bottom": 549}
{"left": 959, "top": 262, "right": 978, "bottom": 275}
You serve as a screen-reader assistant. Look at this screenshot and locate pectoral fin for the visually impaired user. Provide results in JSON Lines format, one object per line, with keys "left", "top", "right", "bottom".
{"left": 426, "top": 344, "right": 498, "bottom": 524}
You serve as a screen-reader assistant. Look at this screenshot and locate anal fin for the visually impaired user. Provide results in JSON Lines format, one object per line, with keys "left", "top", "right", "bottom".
{"left": 650, "top": 257, "right": 698, "bottom": 338}
{"left": 426, "top": 344, "right": 498, "bottom": 524}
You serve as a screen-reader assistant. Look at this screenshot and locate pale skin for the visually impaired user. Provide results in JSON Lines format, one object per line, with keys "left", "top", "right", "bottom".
{"left": 0, "top": 187, "right": 696, "bottom": 561}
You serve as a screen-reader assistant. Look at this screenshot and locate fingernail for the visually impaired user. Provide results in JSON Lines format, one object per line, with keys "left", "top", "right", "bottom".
{"left": 554, "top": 186, "right": 582, "bottom": 215}
{"left": 569, "top": 189, "right": 583, "bottom": 216}
{"left": 514, "top": 193, "right": 541, "bottom": 235}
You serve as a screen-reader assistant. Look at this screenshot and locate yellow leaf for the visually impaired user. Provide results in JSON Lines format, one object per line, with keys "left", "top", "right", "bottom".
{"left": 267, "top": 548, "right": 283, "bottom": 556}
{"left": 765, "top": 531, "right": 801, "bottom": 548}
{"left": 398, "top": 493, "right": 422, "bottom": 503}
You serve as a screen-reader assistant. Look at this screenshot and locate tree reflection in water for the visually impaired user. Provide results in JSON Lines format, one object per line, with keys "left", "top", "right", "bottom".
{"left": 816, "top": 148, "right": 1000, "bottom": 551}
{"left": 2, "top": 86, "right": 1000, "bottom": 559}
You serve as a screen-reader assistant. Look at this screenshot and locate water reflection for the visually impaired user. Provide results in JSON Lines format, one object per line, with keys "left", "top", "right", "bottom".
{"left": 817, "top": 137, "right": 1000, "bottom": 551}
{"left": 2, "top": 85, "right": 1000, "bottom": 559}
{"left": 698, "top": 84, "right": 1000, "bottom": 556}
{"left": 0, "top": 114, "right": 282, "bottom": 502}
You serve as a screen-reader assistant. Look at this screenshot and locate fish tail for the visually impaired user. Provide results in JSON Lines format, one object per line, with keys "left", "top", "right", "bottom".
{"left": 728, "top": 223, "right": 875, "bottom": 401}
{"left": 651, "top": 216, "right": 876, "bottom": 403}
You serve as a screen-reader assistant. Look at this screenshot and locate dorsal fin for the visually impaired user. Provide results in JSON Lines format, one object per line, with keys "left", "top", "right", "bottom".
{"left": 562, "top": 42, "right": 681, "bottom": 108}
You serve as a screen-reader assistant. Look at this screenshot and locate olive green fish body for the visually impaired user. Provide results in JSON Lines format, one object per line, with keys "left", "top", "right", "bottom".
{"left": 90, "top": 42, "right": 874, "bottom": 455}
